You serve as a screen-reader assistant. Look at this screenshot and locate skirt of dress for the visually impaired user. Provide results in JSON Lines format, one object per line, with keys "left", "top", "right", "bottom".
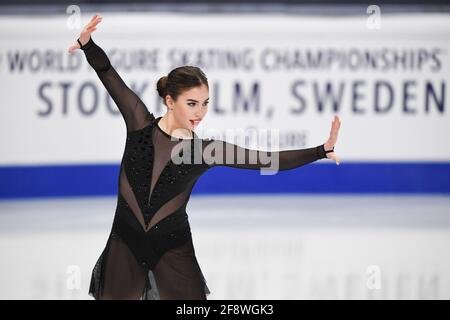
{"left": 141, "top": 238, "right": 211, "bottom": 300}
{"left": 88, "top": 222, "right": 210, "bottom": 300}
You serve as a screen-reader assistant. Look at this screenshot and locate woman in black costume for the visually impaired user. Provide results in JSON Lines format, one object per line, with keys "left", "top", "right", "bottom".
{"left": 68, "top": 14, "right": 341, "bottom": 300}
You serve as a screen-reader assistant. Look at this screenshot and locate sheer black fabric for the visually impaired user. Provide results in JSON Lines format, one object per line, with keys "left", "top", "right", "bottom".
{"left": 81, "top": 36, "right": 327, "bottom": 300}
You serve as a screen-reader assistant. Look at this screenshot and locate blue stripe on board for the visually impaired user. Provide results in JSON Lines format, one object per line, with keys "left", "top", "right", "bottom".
{"left": 0, "top": 162, "right": 450, "bottom": 199}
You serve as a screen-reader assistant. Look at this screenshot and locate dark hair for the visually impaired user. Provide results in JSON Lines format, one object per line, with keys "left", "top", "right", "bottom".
{"left": 156, "top": 66, "right": 208, "bottom": 106}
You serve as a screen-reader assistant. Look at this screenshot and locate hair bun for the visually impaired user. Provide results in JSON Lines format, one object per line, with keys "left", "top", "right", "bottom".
{"left": 156, "top": 75, "right": 168, "bottom": 99}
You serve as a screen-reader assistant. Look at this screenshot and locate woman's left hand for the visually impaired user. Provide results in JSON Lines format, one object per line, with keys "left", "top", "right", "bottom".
{"left": 324, "top": 115, "right": 341, "bottom": 165}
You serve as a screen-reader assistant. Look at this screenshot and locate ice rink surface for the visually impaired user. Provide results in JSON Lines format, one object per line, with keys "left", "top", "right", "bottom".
{"left": 1, "top": 194, "right": 449, "bottom": 299}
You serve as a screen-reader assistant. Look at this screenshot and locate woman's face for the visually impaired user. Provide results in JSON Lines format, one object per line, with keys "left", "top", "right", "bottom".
{"left": 166, "top": 84, "right": 209, "bottom": 130}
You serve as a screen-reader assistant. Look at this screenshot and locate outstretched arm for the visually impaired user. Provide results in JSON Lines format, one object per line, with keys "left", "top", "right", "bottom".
{"left": 68, "top": 14, "right": 154, "bottom": 132}
{"left": 202, "top": 139, "right": 328, "bottom": 171}
{"left": 202, "top": 115, "right": 341, "bottom": 171}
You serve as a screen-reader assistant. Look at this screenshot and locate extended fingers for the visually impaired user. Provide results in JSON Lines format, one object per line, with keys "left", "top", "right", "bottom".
{"left": 91, "top": 15, "right": 102, "bottom": 27}
{"left": 331, "top": 115, "right": 341, "bottom": 136}
{"left": 333, "top": 116, "right": 340, "bottom": 128}
{"left": 89, "top": 14, "right": 100, "bottom": 22}
{"left": 89, "top": 14, "right": 101, "bottom": 24}
{"left": 68, "top": 42, "right": 79, "bottom": 53}
{"left": 327, "top": 116, "right": 341, "bottom": 164}
{"left": 86, "top": 14, "right": 102, "bottom": 30}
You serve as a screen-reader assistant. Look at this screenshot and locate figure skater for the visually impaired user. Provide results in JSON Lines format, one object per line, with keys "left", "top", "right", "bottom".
{"left": 67, "top": 14, "right": 341, "bottom": 300}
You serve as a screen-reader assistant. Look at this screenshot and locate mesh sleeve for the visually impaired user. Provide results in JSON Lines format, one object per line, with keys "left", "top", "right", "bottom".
{"left": 202, "top": 138, "right": 327, "bottom": 171}
{"left": 79, "top": 36, "right": 154, "bottom": 132}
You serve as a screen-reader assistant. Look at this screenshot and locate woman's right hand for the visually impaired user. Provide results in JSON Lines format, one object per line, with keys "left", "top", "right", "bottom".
{"left": 67, "top": 13, "right": 103, "bottom": 53}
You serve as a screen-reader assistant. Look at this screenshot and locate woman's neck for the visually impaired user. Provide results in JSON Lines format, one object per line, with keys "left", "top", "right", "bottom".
{"left": 159, "top": 114, "right": 193, "bottom": 139}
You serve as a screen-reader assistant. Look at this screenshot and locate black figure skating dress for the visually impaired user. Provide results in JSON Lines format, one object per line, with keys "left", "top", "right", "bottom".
{"left": 79, "top": 36, "right": 329, "bottom": 300}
